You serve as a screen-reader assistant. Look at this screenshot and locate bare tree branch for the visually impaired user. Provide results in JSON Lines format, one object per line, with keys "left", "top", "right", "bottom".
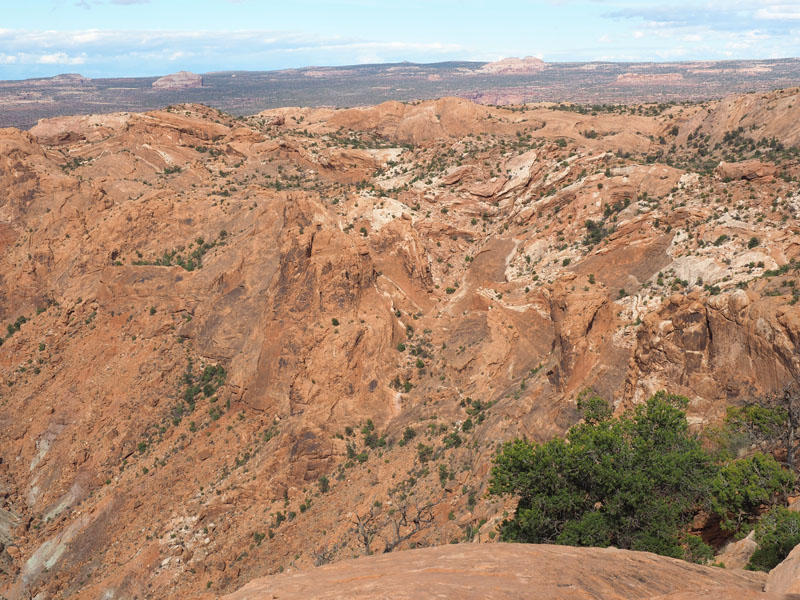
{"left": 382, "top": 496, "right": 438, "bottom": 553}
{"left": 351, "top": 504, "right": 381, "bottom": 556}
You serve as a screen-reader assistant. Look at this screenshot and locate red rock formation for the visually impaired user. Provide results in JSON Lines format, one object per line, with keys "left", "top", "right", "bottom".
{"left": 0, "top": 89, "right": 799, "bottom": 599}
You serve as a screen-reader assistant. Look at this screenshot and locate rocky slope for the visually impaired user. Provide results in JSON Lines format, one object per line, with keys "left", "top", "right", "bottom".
{"left": 0, "top": 88, "right": 799, "bottom": 599}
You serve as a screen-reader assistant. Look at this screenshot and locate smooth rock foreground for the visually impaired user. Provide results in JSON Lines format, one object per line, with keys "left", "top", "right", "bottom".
{"left": 221, "top": 543, "right": 779, "bottom": 600}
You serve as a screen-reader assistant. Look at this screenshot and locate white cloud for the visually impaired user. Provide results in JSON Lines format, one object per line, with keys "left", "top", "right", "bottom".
{"left": 755, "top": 4, "right": 800, "bottom": 19}
{"left": 0, "top": 28, "right": 472, "bottom": 77}
{"left": 37, "top": 52, "right": 86, "bottom": 65}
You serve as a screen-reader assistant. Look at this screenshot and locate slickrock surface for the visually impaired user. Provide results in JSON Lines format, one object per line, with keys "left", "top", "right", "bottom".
{"left": 222, "top": 543, "right": 771, "bottom": 600}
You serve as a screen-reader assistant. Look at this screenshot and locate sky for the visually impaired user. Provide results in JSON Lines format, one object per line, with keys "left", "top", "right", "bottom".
{"left": 0, "top": 0, "right": 799, "bottom": 80}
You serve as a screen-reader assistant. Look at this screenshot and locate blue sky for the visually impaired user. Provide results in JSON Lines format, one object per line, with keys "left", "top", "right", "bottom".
{"left": 1, "top": 1, "right": 799, "bottom": 79}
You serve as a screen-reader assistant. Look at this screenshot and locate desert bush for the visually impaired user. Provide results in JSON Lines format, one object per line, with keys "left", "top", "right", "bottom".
{"left": 489, "top": 391, "right": 795, "bottom": 561}
{"left": 748, "top": 507, "right": 800, "bottom": 571}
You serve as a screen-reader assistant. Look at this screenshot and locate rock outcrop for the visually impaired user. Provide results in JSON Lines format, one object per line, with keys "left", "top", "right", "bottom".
{"left": 715, "top": 159, "right": 778, "bottom": 180}
{"left": 766, "top": 543, "right": 800, "bottom": 595}
{"left": 716, "top": 531, "right": 758, "bottom": 570}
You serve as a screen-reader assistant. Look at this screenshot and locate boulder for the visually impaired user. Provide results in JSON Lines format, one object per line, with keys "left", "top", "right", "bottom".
{"left": 715, "top": 530, "right": 757, "bottom": 570}
{"left": 715, "top": 160, "right": 777, "bottom": 181}
{"left": 766, "top": 542, "right": 800, "bottom": 594}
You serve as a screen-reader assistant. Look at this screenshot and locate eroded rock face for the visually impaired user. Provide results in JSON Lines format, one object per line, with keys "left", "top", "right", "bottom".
{"left": 626, "top": 290, "right": 800, "bottom": 416}
{"left": 0, "top": 89, "right": 799, "bottom": 599}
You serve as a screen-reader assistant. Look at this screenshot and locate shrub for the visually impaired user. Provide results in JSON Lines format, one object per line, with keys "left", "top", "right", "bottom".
{"left": 417, "top": 443, "right": 433, "bottom": 463}
{"left": 443, "top": 432, "right": 462, "bottom": 449}
{"left": 684, "top": 534, "right": 714, "bottom": 564}
{"left": 490, "top": 391, "right": 798, "bottom": 560}
{"left": 438, "top": 464, "right": 450, "bottom": 487}
{"left": 748, "top": 507, "right": 800, "bottom": 571}
{"left": 710, "top": 453, "right": 794, "bottom": 534}
{"left": 489, "top": 392, "right": 717, "bottom": 557}
{"left": 401, "top": 427, "right": 416, "bottom": 443}
{"left": 583, "top": 219, "right": 614, "bottom": 247}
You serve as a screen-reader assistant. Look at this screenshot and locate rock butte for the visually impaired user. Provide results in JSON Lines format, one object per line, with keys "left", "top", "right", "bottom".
{"left": 152, "top": 71, "right": 203, "bottom": 90}
{"left": 477, "top": 56, "right": 546, "bottom": 75}
{"left": 0, "top": 87, "right": 799, "bottom": 599}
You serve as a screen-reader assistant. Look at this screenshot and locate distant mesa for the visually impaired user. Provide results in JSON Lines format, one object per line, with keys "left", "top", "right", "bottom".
{"left": 22, "top": 73, "right": 92, "bottom": 88}
{"left": 477, "top": 56, "right": 546, "bottom": 75}
{"left": 49, "top": 73, "right": 90, "bottom": 84}
{"left": 616, "top": 72, "right": 684, "bottom": 85}
{"left": 36, "top": 73, "right": 92, "bottom": 86}
{"left": 152, "top": 71, "right": 203, "bottom": 90}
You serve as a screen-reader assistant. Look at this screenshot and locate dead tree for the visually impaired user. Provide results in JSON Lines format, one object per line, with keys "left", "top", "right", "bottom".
{"left": 775, "top": 385, "right": 800, "bottom": 471}
{"left": 312, "top": 542, "right": 341, "bottom": 566}
{"left": 351, "top": 505, "right": 381, "bottom": 555}
{"left": 731, "top": 384, "right": 800, "bottom": 471}
{"left": 382, "top": 498, "right": 438, "bottom": 553}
